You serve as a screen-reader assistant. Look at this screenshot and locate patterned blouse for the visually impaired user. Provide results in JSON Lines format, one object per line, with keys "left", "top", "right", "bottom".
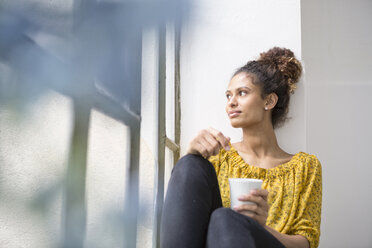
{"left": 208, "top": 145, "right": 322, "bottom": 248}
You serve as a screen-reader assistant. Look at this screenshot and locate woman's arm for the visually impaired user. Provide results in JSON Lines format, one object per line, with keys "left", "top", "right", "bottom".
{"left": 264, "top": 225, "right": 309, "bottom": 248}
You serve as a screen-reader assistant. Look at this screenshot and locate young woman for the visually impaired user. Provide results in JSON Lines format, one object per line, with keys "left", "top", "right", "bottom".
{"left": 160, "top": 47, "right": 322, "bottom": 248}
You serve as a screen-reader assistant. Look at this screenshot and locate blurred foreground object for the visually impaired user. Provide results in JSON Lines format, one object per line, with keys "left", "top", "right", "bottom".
{"left": 0, "top": 0, "right": 189, "bottom": 247}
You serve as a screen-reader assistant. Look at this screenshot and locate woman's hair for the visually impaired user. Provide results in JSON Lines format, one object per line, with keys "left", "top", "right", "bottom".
{"left": 233, "top": 47, "right": 302, "bottom": 128}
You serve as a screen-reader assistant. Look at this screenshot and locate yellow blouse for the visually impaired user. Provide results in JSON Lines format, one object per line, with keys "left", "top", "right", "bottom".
{"left": 208, "top": 145, "right": 322, "bottom": 248}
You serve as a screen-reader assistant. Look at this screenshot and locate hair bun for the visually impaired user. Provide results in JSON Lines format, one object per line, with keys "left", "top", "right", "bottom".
{"left": 258, "top": 47, "right": 302, "bottom": 94}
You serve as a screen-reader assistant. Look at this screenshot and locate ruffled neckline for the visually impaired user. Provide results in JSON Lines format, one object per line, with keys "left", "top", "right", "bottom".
{"left": 227, "top": 144, "right": 304, "bottom": 177}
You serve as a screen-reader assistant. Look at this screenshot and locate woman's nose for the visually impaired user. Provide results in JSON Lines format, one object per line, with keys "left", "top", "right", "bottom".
{"left": 228, "top": 95, "right": 238, "bottom": 107}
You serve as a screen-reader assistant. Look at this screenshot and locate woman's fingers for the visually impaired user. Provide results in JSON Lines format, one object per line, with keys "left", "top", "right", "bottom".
{"left": 191, "top": 142, "right": 209, "bottom": 158}
{"left": 186, "top": 128, "right": 230, "bottom": 158}
{"left": 236, "top": 190, "right": 270, "bottom": 219}
{"left": 207, "top": 127, "right": 230, "bottom": 151}
{"left": 251, "top": 189, "right": 269, "bottom": 202}
{"left": 238, "top": 192, "right": 269, "bottom": 211}
{"left": 233, "top": 205, "right": 255, "bottom": 217}
{"left": 234, "top": 191, "right": 270, "bottom": 226}
{"left": 238, "top": 189, "right": 269, "bottom": 202}
{"left": 234, "top": 203, "right": 267, "bottom": 217}
{"left": 204, "top": 132, "right": 222, "bottom": 155}
{"left": 197, "top": 137, "right": 216, "bottom": 158}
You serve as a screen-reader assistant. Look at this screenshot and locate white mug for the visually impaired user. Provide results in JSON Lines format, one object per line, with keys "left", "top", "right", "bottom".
{"left": 228, "top": 178, "right": 263, "bottom": 209}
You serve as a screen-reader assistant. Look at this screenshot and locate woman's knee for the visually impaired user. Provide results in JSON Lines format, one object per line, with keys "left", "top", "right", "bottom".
{"left": 207, "top": 208, "right": 248, "bottom": 247}
{"left": 208, "top": 208, "right": 279, "bottom": 248}
{"left": 209, "top": 208, "right": 234, "bottom": 226}
{"left": 166, "top": 154, "right": 220, "bottom": 205}
{"left": 209, "top": 208, "right": 258, "bottom": 232}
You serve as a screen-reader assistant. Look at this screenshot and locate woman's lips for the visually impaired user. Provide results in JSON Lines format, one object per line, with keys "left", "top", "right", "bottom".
{"left": 228, "top": 111, "right": 241, "bottom": 118}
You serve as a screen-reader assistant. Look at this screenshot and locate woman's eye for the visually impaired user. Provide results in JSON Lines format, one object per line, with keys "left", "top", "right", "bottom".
{"left": 239, "top": 91, "right": 247, "bottom": 96}
{"left": 226, "top": 94, "right": 231, "bottom": 99}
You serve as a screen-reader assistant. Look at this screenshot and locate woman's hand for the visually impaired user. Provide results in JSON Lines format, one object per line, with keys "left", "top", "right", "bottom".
{"left": 233, "top": 189, "right": 269, "bottom": 226}
{"left": 186, "top": 127, "right": 230, "bottom": 158}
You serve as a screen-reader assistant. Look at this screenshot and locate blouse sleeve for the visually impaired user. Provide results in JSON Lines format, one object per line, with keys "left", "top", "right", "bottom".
{"left": 290, "top": 155, "right": 322, "bottom": 248}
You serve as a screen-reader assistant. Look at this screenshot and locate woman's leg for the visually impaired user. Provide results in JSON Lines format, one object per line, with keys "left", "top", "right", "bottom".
{"left": 160, "top": 154, "right": 222, "bottom": 248}
{"left": 206, "top": 208, "right": 285, "bottom": 248}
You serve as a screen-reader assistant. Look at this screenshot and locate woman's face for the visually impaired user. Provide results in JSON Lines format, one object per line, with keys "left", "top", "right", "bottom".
{"left": 225, "top": 72, "right": 267, "bottom": 128}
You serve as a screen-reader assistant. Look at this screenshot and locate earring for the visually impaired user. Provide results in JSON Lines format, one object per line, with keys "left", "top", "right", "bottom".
{"left": 264, "top": 107, "right": 268, "bottom": 110}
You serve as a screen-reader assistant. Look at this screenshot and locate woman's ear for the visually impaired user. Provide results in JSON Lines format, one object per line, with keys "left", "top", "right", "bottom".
{"left": 264, "top": 93, "right": 278, "bottom": 110}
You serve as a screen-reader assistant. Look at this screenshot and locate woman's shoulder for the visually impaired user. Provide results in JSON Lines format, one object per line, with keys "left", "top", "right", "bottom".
{"left": 295, "top": 151, "right": 320, "bottom": 163}
{"left": 293, "top": 151, "right": 322, "bottom": 172}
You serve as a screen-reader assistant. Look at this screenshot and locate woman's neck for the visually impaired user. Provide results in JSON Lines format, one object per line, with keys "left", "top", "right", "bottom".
{"left": 238, "top": 123, "right": 284, "bottom": 159}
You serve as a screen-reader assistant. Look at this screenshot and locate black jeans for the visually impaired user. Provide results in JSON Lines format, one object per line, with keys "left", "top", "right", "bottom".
{"left": 160, "top": 154, "right": 285, "bottom": 248}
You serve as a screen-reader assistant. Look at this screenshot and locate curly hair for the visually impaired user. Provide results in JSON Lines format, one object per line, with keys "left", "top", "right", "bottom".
{"left": 233, "top": 47, "right": 302, "bottom": 128}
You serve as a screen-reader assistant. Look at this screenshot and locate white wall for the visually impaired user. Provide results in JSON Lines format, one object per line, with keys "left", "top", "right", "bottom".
{"left": 180, "top": 0, "right": 304, "bottom": 154}
{"left": 302, "top": 0, "right": 372, "bottom": 247}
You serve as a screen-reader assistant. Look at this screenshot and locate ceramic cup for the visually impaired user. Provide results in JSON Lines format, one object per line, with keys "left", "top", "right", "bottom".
{"left": 229, "top": 178, "right": 263, "bottom": 209}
